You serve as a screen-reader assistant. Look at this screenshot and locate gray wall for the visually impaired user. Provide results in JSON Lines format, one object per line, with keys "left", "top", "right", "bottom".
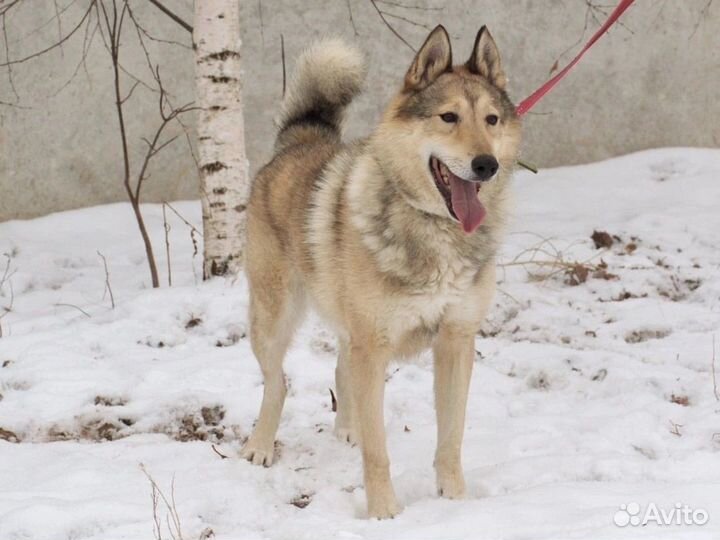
{"left": 1, "top": 0, "right": 718, "bottom": 221}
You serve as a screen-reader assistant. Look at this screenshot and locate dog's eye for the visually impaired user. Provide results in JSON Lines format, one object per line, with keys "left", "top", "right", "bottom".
{"left": 440, "top": 112, "right": 458, "bottom": 123}
{"left": 485, "top": 114, "right": 499, "bottom": 126}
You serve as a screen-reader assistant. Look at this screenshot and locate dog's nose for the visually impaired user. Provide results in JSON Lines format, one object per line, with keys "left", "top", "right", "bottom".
{"left": 471, "top": 155, "right": 499, "bottom": 181}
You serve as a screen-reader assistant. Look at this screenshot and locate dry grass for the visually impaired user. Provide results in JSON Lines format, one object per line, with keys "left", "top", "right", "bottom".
{"left": 140, "top": 464, "right": 214, "bottom": 540}
{"left": 498, "top": 233, "right": 611, "bottom": 285}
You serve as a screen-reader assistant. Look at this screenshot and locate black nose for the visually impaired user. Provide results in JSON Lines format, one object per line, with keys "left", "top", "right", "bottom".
{"left": 471, "top": 155, "right": 499, "bottom": 181}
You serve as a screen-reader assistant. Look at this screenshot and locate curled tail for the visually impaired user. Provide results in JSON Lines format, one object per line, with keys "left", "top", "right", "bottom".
{"left": 276, "top": 38, "right": 366, "bottom": 148}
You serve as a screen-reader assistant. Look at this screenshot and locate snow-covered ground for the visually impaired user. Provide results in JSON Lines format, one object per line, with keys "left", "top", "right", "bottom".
{"left": 1, "top": 148, "right": 719, "bottom": 539}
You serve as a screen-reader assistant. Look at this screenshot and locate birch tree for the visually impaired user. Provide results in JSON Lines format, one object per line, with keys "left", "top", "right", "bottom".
{"left": 194, "top": 1, "right": 249, "bottom": 279}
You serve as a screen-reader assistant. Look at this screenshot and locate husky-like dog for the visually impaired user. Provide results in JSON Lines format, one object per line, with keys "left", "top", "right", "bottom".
{"left": 241, "top": 25, "right": 521, "bottom": 518}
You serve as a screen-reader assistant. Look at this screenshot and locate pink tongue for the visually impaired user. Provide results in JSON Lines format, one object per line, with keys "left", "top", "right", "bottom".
{"left": 449, "top": 176, "right": 486, "bottom": 234}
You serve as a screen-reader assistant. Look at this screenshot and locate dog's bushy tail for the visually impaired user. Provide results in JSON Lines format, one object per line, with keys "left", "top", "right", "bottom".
{"left": 276, "top": 38, "right": 366, "bottom": 147}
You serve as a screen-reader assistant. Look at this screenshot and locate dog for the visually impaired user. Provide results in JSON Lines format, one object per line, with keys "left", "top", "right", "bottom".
{"left": 241, "top": 25, "right": 521, "bottom": 518}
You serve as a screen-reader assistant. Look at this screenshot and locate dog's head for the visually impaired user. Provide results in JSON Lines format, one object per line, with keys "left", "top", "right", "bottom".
{"left": 376, "top": 25, "right": 522, "bottom": 234}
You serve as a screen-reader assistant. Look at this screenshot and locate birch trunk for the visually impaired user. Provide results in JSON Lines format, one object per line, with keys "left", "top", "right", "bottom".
{"left": 194, "top": 1, "right": 249, "bottom": 278}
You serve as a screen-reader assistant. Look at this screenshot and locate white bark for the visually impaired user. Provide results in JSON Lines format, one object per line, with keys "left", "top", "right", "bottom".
{"left": 194, "top": 0, "right": 249, "bottom": 278}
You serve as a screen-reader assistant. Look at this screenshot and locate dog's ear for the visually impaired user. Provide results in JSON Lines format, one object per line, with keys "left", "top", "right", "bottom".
{"left": 466, "top": 26, "right": 506, "bottom": 89}
{"left": 404, "top": 25, "right": 452, "bottom": 92}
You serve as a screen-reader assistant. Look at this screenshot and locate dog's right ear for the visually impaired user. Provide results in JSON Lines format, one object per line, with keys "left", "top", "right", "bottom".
{"left": 404, "top": 25, "right": 452, "bottom": 92}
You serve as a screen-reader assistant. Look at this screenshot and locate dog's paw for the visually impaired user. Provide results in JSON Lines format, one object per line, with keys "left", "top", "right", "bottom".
{"left": 436, "top": 469, "right": 466, "bottom": 499}
{"left": 240, "top": 439, "right": 275, "bottom": 467}
{"left": 367, "top": 493, "right": 402, "bottom": 519}
{"left": 333, "top": 425, "right": 359, "bottom": 446}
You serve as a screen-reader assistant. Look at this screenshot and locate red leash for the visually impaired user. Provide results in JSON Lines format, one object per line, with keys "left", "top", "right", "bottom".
{"left": 515, "top": 0, "right": 636, "bottom": 116}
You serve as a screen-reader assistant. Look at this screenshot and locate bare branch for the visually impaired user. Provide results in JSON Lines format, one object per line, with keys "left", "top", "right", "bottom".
{"left": 52, "top": 0, "right": 64, "bottom": 54}
{"left": 345, "top": 0, "right": 359, "bottom": 36}
{"left": 8, "top": 0, "right": 79, "bottom": 45}
{"left": 49, "top": 8, "right": 100, "bottom": 98}
{"left": 0, "top": 1, "right": 96, "bottom": 67}
{"left": 1, "top": 13, "right": 19, "bottom": 102}
{"left": 126, "top": 2, "right": 190, "bottom": 50}
{"left": 119, "top": 79, "right": 140, "bottom": 104}
{"left": 148, "top": 0, "right": 192, "bottom": 34}
{"left": 369, "top": 0, "right": 416, "bottom": 52}
{"left": 376, "top": 0, "right": 442, "bottom": 11}
{"left": 101, "top": 0, "right": 159, "bottom": 288}
{"left": 0, "top": 0, "right": 22, "bottom": 18}
{"left": 381, "top": 10, "right": 431, "bottom": 30}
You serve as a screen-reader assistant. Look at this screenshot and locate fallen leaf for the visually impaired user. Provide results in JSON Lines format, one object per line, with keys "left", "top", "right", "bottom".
{"left": 591, "top": 230, "right": 613, "bottom": 249}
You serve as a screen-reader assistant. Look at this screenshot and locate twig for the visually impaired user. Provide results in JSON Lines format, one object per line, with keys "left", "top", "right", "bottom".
{"left": 163, "top": 202, "right": 201, "bottom": 237}
{"left": 97, "top": 250, "right": 115, "bottom": 308}
{"left": 550, "top": 0, "right": 634, "bottom": 75}
{"left": 9, "top": 0, "right": 79, "bottom": 44}
{"left": 49, "top": 8, "right": 100, "bottom": 98}
{"left": 139, "top": 464, "right": 184, "bottom": 540}
{"left": 211, "top": 444, "right": 228, "bottom": 459}
{"left": 0, "top": 1, "right": 96, "bottom": 67}
{"left": 147, "top": 0, "right": 192, "bottom": 34}
{"left": 162, "top": 203, "right": 172, "bottom": 287}
{"left": 163, "top": 202, "right": 201, "bottom": 284}
{"left": 376, "top": 0, "right": 442, "bottom": 11}
{"left": 0, "top": 253, "right": 16, "bottom": 337}
{"left": 0, "top": 0, "right": 22, "bottom": 18}
{"left": 54, "top": 303, "right": 91, "bottom": 318}
{"left": 381, "top": 11, "right": 431, "bottom": 30}
{"left": 52, "top": 0, "right": 64, "bottom": 55}
{"left": 369, "top": 0, "right": 416, "bottom": 52}
{"left": 127, "top": 4, "right": 191, "bottom": 49}
{"left": 1, "top": 12, "right": 19, "bottom": 102}
{"left": 257, "top": 0, "right": 264, "bottom": 47}
{"left": 690, "top": 0, "right": 714, "bottom": 39}
{"left": 517, "top": 159, "right": 539, "bottom": 174}
{"left": 280, "top": 33, "right": 286, "bottom": 97}
{"left": 345, "top": 0, "right": 359, "bottom": 36}
{"left": 150, "top": 481, "right": 163, "bottom": 540}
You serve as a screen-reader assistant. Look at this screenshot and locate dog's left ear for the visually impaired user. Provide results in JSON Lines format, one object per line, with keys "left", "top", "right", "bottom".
{"left": 404, "top": 25, "right": 452, "bottom": 92}
{"left": 466, "top": 26, "right": 507, "bottom": 89}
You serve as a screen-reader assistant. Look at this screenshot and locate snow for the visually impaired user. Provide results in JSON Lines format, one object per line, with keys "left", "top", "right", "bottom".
{"left": 1, "top": 147, "right": 720, "bottom": 539}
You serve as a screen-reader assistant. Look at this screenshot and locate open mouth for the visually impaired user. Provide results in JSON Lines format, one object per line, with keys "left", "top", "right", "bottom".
{"left": 429, "top": 156, "right": 487, "bottom": 234}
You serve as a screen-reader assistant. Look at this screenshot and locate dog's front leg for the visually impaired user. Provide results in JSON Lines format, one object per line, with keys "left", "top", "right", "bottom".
{"left": 349, "top": 340, "right": 400, "bottom": 519}
{"left": 432, "top": 324, "right": 475, "bottom": 499}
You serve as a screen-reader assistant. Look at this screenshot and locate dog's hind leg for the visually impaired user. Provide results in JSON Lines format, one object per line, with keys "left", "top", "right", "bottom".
{"left": 334, "top": 338, "right": 358, "bottom": 444}
{"left": 241, "top": 273, "right": 305, "bottom": 467}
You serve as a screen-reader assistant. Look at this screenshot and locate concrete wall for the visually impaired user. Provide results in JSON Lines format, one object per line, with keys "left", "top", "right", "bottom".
{"left": 1, "top": 0, "right": 718, "bottom": 221}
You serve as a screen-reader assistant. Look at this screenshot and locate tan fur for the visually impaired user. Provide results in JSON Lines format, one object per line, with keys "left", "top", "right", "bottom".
{"left": 241, "top": 27, "right": 521, "bottom": 518}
